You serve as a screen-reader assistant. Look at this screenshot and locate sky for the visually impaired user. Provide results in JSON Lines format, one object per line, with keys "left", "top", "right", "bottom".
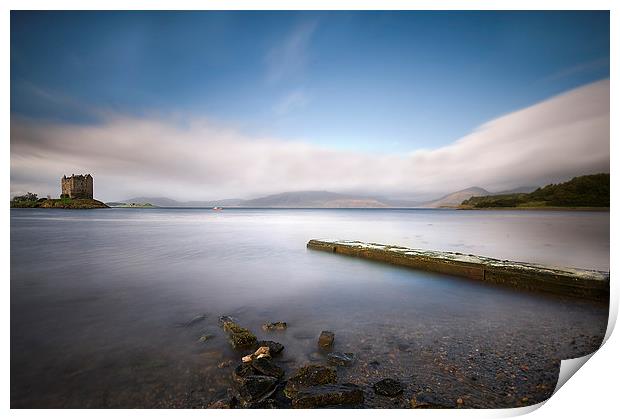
{"left": 10, "top": 11, "right": 610, "bottom": 201}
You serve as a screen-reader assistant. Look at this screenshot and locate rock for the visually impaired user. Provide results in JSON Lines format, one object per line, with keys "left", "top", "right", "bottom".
{"left": 284, "top": 364, "right": 337, "bottom": 398}
{"left": 373, "top": 378, "right": 404, "bottom": 397}
{"left": 218, "top": 315, "right": 237, "bottom": 326}
{"left": 198, "top": 334, "right": 214, "bottom": 343}
{"left": 410, "top": 393, "right": 447, "bottom": 408}
{"left": 207, "top": 399, "right": 230, "bottom": 409}
{"left": 175, "top": 313, "right": 207, "bottom": 327}
{"left": 242, "top": 346, "right": 270, "bottom": 363}
{"left": 232, "top": 363, "right": 256, "bottom": 384}
{"left": 262, "top": 321, "right": 287, "bottom": 331}
{"left": 217, "top": 360, "right": 233, "bottom": 369}
{"left": 220, "top": 319, "right": 257, "bottom": 350}
{"left": 318, "top": 331, "right": 335, "bottom": 349}
{"left": 234, "top": 375, "right": 279, "bottom": 407}
{"left": 327, "top": 352, "right": 355, "bottom": 367}
{"left": 257, "top": 340, "right": 284, "bottom": 355}
{"left": 291, "top": 383, "right": 364, "bottom": 408}
{"left": 229, "top": 330, "right": 258, "bottom": 350}
{"left": 251, "top": 357, "right": 285, "bottom": 379}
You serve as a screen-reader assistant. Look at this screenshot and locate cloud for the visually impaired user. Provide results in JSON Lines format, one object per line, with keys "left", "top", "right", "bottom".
{"left": 10, "top": 79, "right": 609, "bottom": 202}
{"left": 264, "top": 20, "right": 318, "bottom": 84}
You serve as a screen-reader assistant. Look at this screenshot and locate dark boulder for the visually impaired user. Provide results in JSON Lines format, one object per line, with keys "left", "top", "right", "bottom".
{"left": 327, "top": 352, "right": 355, "bottom": 367}
{"left": 373, "top": 378, "right": 404, "bottom": 397}
{"left": 232, "top": 363, "right": 256, "bottom": 384}
{"left": 251, "top": 357, "right": 285, "bottom": 380}
{"left": 257, "top": 340, "right": 284, "bottom": 355}
{"left": 318, "top": 331, "right": 335, "bottom": 349}
{"left": 292, "top": 383, "right": 364, "bottom": 408}
{"left": 234, "top": 375, "right": 279, "bottom": 407}
{"left": 284, "top": 364, "right": 337, "bottom": 398}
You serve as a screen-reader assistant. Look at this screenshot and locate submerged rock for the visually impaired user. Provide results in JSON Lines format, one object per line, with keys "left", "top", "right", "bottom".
{"left": 262, "top": 321, "right": 288, "bottom": 331}
{"left": 284, "top": 364, "right": 337, "bottom": 398}
{"left": 208, "top": 397, "right": 235, "bottom": 408}
{"left": 217, "top": 360, "right": 233, "bottom": 369}
{"left": 257, "top": 340, "right": 284, "bottom": 355}
{"left": 318, "top": 331, "right": 335, "bottom": 349}
{"left": 291, "top": 383, "right": 364, "bottom": 408}
{"left": 218, "top": 315, "right": 237, "bottom": 326}
{"left": 251, "top": 357, "right": 285, "bottom": 379}
{"left": 242, "top": 346, "right": 270, "bottom": 363}
{"left": 176, "top": 313, "right": 207, "bottom": 327}
{"left": 198, "top": 334, "right": 214, "bottom": 343}
{"left": 373, "top": 378, "right": 404, "bottom": 397}
{"left": 410, "top": 393, "right": 448, "bottom": 408}
{"left": 327, "top": 352, "right": 355, "bottom": 367}
{"left": 234, "top": 375, "right": 279, "bottom": 407}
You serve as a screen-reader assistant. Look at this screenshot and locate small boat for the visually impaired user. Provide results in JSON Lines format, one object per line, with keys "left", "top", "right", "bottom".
{"left": 212, "top": 206, "right": 223, "bottom": 211}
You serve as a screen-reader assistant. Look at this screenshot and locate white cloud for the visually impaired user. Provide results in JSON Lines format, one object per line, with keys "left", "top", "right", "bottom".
{"left": 10, "top": 79, "right": 609, "bottom": 202}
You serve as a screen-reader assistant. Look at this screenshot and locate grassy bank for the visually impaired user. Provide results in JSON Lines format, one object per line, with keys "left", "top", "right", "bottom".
{"left": 11, "top": 197, "right": 109, "bottom": 209}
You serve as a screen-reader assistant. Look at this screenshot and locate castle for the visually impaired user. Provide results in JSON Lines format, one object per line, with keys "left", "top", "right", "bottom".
{"left": 61, "top": 174, "right": 93, "bottom": 199}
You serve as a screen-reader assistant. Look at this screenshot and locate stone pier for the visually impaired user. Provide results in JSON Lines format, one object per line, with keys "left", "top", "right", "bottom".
{"left": 307, "top": 239, "right": 609, "bottom": 302}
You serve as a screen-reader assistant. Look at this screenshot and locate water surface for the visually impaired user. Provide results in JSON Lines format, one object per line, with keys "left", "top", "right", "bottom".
{"left": 11, "top": 208, "right": 609, "bottom": 408}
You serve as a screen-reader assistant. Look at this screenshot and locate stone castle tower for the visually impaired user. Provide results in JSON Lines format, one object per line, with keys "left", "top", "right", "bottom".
{"left": 61, "top": 174, "right": 93, "bottom": 199}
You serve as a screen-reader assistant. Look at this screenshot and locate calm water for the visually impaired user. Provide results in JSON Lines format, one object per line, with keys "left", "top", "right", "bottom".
{"left": 11, "top": 208, "right": 609, "bottom": 408}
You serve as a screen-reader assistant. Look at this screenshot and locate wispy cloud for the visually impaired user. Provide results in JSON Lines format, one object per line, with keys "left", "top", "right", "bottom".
{"left": 273, "top": 88, "right": 311, "bottom": 115}
{"left": 11, "top": 80, "right": 609, "bottom": 202}
{"left": 538, "top": 57, "right": 610, "bottom": 84}
{"left": 264, "top": 20, "right": 318, "bottom": 84}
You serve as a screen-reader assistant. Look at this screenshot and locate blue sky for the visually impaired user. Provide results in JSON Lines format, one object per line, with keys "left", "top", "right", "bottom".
{"left": 11, "top": 11, "right": 609, "bottom": 153}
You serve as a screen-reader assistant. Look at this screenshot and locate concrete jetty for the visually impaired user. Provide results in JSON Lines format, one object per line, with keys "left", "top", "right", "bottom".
{"left": 307, "top": 239, "right": 609, "bottom": 302}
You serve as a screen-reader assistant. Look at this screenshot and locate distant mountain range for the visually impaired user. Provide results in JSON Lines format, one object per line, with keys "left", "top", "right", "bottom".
{"left": 114, "top": 186, "right": 538, "bottom": 208}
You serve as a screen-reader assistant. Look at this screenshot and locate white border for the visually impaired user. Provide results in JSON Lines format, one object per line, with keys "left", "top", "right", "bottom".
{"left": 3, "top": 2, "right": 616, "bottom": 419}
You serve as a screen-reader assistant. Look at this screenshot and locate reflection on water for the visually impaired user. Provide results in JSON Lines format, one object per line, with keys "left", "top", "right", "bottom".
{"left": 10, "top": 208, "right": 609, "bottom": 408}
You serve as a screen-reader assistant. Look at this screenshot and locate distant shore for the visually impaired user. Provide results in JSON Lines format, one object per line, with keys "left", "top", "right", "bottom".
{"left": 457, "top": 206, "right": 609, "bottom": 211}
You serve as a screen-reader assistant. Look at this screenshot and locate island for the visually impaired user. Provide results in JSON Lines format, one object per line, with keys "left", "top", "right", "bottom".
{"left": 459, "top": 173, "right": 609, "bottom": 209}
{"left": 10, "top": 174, "right": 109, "bottom": 209}
{"left": 11, "top": 194, "right": 109, "bottom": 209}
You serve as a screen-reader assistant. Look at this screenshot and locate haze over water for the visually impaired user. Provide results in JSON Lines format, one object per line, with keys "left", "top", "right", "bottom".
{"left": 10, "top": 208, "right": 609, "bottom": 407}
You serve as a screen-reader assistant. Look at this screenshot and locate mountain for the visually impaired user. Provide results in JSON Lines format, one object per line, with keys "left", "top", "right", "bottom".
{"left": 241, "top": 191, "right": 388, "bottom": 208}
{"left": 420, "top": 187, "right": 490, "bottom": 208}
{"left": 461, "top": 174, "right": 609, "bottom": 208}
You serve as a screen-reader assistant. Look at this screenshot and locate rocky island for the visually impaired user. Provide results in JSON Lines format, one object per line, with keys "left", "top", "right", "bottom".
{"left": 11, "top": 196, "right": 109, "bottom": 209}
{"left": 10, "top": 174, "right": 109, "bottom": 209}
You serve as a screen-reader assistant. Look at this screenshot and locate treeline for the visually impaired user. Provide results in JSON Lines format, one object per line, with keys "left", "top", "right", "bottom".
{"left": 461, "top": 173, "right": 610, "bottom": 208}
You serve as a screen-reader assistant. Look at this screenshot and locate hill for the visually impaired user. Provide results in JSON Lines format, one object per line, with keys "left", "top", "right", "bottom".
{"left": 460, "top": 174, "right": 609, "bottom": 209}
{"left": 421, "top": 187, "right": 490, "bottom": 208}
{"left": 241, "top": 191, "right": 388, "bottom": 208}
